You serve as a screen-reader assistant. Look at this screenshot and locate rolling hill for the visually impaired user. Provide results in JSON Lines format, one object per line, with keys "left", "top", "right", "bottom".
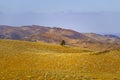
{"left": 84, "top": 33, "right": 120, "bottom": 44}
{"left": 0, "top": 39, "right": 120, "bottom": 79}
{"left": 0, "top": 25, "right": 120, "bottom": 51}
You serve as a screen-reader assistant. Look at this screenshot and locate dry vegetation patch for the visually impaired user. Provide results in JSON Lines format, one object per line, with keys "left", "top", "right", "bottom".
{"left": 0, "top": 39, "right": 120, "bottom": 79}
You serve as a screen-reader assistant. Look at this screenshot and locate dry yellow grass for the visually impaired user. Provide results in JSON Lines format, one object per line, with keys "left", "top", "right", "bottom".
{"left": 0, "top": 39, "right": 120, "bottom": 80}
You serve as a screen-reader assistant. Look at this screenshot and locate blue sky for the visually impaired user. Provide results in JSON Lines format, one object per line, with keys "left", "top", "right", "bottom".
{"left": 0, "top": 0, "right": 120, "bottom": 13}
{"left": 0, "top": 0, "right": 120, "bottom": 33}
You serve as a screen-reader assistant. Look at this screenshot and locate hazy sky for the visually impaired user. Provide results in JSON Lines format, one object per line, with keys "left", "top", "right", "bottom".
{"left": 0, "top": 0, "right": 120, "bottom": 13}
{"left": 0, "top": 0, "right": 120, "bottom": 33}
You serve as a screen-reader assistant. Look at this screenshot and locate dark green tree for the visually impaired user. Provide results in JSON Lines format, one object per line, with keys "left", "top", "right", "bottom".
{"left": 60, "top": 40, "right": 65, "bottom": 46}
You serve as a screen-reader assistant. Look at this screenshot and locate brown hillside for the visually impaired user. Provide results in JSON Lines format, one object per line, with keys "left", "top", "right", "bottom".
{"left": 0, "top": 25, "right": 120, "bottom": 51}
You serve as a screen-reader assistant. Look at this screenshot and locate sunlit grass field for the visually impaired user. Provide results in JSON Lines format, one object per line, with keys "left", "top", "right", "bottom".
{"left": 0, "top": 39, "right": 120, "bottom": 80}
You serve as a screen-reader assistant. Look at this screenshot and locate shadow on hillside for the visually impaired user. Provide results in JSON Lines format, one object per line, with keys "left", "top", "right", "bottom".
{"left": 94, "top": 50, "right": 110, "bottom": 55}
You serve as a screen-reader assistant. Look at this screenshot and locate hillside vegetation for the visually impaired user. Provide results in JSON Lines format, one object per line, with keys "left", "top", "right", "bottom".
{"left": 0, "top": 25, "right": 120, "bottom": 51}
{"left": 0, "top": 39, "right": 120, "bottom": 80}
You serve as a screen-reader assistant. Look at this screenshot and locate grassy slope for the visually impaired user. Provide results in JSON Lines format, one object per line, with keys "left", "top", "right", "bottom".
{"left": 0, "top": 39, "right": 120, "bottom": 80}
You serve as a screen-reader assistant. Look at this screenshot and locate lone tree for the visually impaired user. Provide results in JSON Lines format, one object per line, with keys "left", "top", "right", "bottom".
{"left": 60, "top": 40, "right": 66, "bottom": 46}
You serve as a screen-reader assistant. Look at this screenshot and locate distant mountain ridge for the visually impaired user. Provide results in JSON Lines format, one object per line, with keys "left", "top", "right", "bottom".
{"left": 84, "top": 33, "right": 120, "bottom": 43}
{"left": 1, "top": 12, "right": 120, "bottom": 33}
{"left": 0, "top": 25, "right": 120, "bottom": 51}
